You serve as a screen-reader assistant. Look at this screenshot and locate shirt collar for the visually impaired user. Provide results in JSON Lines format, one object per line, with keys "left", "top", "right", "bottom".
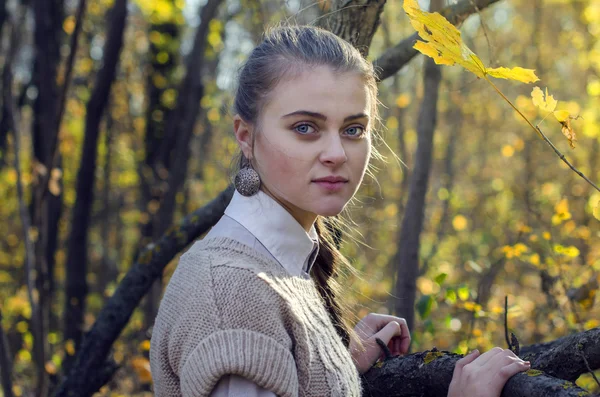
{"left": 224, "top": 189, "right": 319, "bottom": 276}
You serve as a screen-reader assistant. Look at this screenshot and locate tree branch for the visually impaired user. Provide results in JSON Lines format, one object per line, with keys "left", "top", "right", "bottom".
{"left": 361, "top": 343, "right": 595, "bottom": 397}
{"left": 63, "top": 0, "right": 128, "bottom": 370}
{"left": 3, "top": 7, "right": 48, "bottom": 396}
{"left": 520, "top": 327, "right": 600, "bottom": 382}
{"left": 374, "top": 0, "right": 502, "bottom": 81}
{"left": 54, "top": 185, "right": 234, "bottom": 397}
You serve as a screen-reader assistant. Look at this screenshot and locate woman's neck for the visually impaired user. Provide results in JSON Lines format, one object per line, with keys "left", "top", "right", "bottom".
{"left": 260, "top": 187, "right": 317, "bottom": 232}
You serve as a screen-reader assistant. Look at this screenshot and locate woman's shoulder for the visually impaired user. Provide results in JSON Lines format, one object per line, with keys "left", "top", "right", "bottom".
{"left": 182, "top": 236, "right": 286, "bottom": 275}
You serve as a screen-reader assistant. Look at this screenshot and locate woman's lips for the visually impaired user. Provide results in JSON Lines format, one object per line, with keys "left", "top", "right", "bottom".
{"left": 313, "top": 181, "right": 347, "bottom": 191}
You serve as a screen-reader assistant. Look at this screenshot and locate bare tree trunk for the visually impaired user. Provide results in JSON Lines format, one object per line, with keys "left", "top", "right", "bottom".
{"left": 318, "top": 0, "right": 386, "bottom": 56}
{"left": 420, "top": 96, "right": 462, "bottom": 277}
{"left": 0, "top": 0, "right": 8, "bottom": 167}
{"left": 29, "top": 0, "right": 65, "bottom": 392}
{"left": 137, "top": 0, "right": 183, "bottom": 258}
{"left": 143, "top": 0, "right": 224, "bottom": 329}
{"left": 99, "top": 100, "right": 118, "bottom": 294}
{"left": 393, "top": 56, "right": 443, "bottom": 331}
{"left": 0, "top": 309, "right": 13, "bottom": 397}
{"left": 0, "top": 0, "right": 6, "bottom": 44}
{"left": 63, "top": 0, "right": 128, "bottom": 372}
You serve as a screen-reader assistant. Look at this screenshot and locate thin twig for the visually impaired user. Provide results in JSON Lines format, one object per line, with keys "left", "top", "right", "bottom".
{"left": 56, "top": 0, "right": 88, "bottom": 137}
{"left": 578, "top": 345, "right": 600, "bottom": 389}
{"left": 467, "top": 0, "right": 496, "bottom": 66}
{"left": 375, "top": 337, "right": 394, "bottom": 360}
{"left": 504, "top": 295, "right": 511, "bottom": 349}
{"left": 484, "top": 76, "right": 600, "bottom": 193}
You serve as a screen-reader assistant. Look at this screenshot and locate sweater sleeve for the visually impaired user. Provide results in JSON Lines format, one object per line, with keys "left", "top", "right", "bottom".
{"left": 180, "top": 329, "right": 297, "bottom": 397}
{"left": 211, "top": 374, "right": 278, "bottom": 397}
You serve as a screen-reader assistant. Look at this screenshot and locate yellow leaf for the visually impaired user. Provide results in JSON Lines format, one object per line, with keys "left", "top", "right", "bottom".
{"left": 63, "top": 16, "right": 75, "bottom": 35}
{"left": 65, "top": 339, "right": 75, "bottom": 356}
{"left": 559, "top": 117, "right": 577, "bottom": 149}
{"left": 395, "top": 93, "right": 411, "bottom": 108}
{"left": 403, "top": 0, "right": 538, "bottom": 83}
{"left": 486, "top": 67, "right": 540, "bottom": 84}
{"left": 131, "top": 356, "right": 153, "bottom": 383}
{"left": 553, "top": 110, "right": 570, "bottom": 122}
{"left": 552, "top": 198, "right": 572, "bottom": 224}
{"left": 531, "top": 87, "right": 557, "bottom": 113}
{"left": 593, "top": 201, "right": 600, "bottom": 221}
{"left": 452, "top": 215, "right": 468, "bottom": 231}
{"left": 139, "top": 340, "right": 151, "bottom": 352}
{"left": 542, "top": 231, "right": 551, "bottom": 240}
{"left": 45, "top": 361, "right": 58, "bottom": 375}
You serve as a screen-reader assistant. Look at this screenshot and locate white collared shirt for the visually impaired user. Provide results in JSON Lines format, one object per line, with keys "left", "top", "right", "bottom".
{"left": 203, "top": 189, "right": 320, "bottom": 397}
{"left": 205, "top": 189, "right": 320, "bottom": 278}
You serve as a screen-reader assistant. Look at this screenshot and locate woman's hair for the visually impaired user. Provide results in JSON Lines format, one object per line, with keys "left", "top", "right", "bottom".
{"left": 230, "top": 25, "right": 383, "bottom": 348}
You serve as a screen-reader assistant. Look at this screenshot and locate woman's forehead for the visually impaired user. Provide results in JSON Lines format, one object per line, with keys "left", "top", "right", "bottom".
{"left": 264, "top": 67, "right": 371, "bottom": 120}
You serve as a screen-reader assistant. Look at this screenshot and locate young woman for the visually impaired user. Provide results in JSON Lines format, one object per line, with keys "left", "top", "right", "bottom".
{"left": 150, "top": 25, "right": 530, "bottom": 396}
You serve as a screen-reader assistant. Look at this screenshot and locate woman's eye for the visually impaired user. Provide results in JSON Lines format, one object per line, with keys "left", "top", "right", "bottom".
{"left": 344, "top": 125, "right": 365, "bottom": 137}
{"left": 294, "top": 123, "right": 316, "bottom": 135}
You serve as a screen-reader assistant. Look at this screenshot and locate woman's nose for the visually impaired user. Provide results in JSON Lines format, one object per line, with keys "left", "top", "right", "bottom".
{"left": 319, "top": 133, "right": 348, "bottom": 166}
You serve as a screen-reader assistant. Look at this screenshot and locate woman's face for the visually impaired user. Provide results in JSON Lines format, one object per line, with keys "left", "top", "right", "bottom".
{"left": 234, "top": 66, "right": 372, "bottom": 231}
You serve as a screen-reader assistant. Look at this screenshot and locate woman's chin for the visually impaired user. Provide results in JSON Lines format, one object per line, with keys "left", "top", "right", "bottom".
{"left": 313, "top": 202, "right": 348, "bottom": 217}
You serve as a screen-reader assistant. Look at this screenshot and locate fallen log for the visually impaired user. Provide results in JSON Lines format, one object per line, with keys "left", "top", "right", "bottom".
{"left": 521, "top": 327, "right": 600, "bottom": 382}
{"left": 360, "top": 347, "right": 594, "bottom": 397}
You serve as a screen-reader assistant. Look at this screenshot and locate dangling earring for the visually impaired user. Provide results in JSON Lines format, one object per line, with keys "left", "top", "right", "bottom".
{"left": 234, "top": 157, "right": 261, "bottom": 196}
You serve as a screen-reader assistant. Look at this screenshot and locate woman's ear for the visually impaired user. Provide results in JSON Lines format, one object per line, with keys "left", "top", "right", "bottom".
{"left": 233, "top": 114, "right": 253, "bottom": 159}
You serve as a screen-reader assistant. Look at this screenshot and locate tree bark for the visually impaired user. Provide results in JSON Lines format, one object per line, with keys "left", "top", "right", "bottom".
{"left": 63, "top": 0, "right": 128, "bottom": 372}
{"left": 393, "top": 55, "right": 442, "bottom": 332}
{"left": 138, "top": 0, "right": 183, "bottom": 257}
{"left": 360, "top": 341, "right": 596, "bottom": 397}
{"left": 144, "top": 0, "right": 224, "bottom": 330}
{"left": 519, "top": 327, "right": 600, "bottom": 382}
{"left": 317, "top": 0, "right": 386, "bottom": 56}
{"left": 0, "top": 0, "right": 7, "bottom": 166}
{"left": 54, "top": 186, "right": 234, "bottom": 397}
{"left": 30, "top": 0, "right": 65, "bottom": 392}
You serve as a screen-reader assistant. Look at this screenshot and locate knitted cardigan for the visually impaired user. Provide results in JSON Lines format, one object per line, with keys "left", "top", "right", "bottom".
{"left": 149, "top": 236, "right": 362, "bottom": 397}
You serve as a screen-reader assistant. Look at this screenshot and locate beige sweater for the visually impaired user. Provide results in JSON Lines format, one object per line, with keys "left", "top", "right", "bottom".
{"left": 150, "top": 236, "right": 362, "bottom": 397}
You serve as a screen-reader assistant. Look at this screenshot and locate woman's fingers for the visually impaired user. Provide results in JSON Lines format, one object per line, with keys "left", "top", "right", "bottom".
{"left": 470, "top": 346, "right": 504, "bottom": 367}
{"left": 373, "top": 321, "right": 401, "bottom": 345}
{"left": 374, "top": 315, "right": 410, "bottom": 354}
{"left": 453, "top": 349, "right": 480, "bottom": 375}
{"left": 490, "top": 361, "right": 531, "bottom": 390}
{"left": 486, "top": 349, "right": 522, "bottom": 369}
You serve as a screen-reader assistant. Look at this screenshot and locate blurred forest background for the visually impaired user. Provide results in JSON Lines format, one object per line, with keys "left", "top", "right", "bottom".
{"left": 0, "top": 0, "right": 599, "bottom": 395}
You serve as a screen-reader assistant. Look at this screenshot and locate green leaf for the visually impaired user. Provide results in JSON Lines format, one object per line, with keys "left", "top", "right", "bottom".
{"left": 434, "top": 273, "right": 447, "bottom": 285}
{"left": 417, "top": 294, "right": 434, "bottom": 319}
{"left": 457, "top": 286, "right": 470, "bottom": 301}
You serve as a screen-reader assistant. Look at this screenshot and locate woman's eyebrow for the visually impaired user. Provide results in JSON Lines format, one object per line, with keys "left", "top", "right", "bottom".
{"left": 281, "top": 110, "right": 369, "bottom": 122}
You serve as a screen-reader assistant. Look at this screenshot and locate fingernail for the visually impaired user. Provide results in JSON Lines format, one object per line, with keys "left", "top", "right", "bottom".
{"left": 469, "top": 349, "right": 479, "bottom": 355}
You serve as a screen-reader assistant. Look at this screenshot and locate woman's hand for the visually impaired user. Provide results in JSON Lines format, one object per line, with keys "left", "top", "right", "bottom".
{"left": 349, "top": 313, "right": 411, "bottom": 374}
{"left": 447, "top": 347, "right": 531, "bottom": 397}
